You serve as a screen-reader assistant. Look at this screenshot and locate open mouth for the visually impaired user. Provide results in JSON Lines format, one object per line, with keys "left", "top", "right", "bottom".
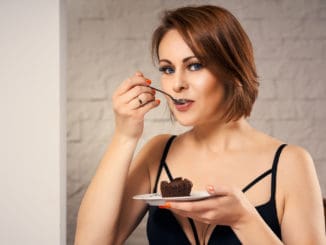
{"left": 174, "top": 99, "right": 194, "bottom": 111}
{"left": 173, "top": 98, "right": 193, "bottom": 105}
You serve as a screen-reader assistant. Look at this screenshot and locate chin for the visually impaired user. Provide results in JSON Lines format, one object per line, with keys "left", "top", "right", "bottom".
{"left": 174, "top": 115, "right": 199, "bottom": 127}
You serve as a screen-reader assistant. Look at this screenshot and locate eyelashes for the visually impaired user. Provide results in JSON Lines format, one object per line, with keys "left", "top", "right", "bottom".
{"left": 188, "top": 63, "right": 203, "bottom": 71}
{"left": 158, "top": 62, "right": 203, "bottom": 74}
{"left": 158, "top": 66, "right": 174, "bottom": 74}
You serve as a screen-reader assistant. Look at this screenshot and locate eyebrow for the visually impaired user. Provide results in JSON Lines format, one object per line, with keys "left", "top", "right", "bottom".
{"left": 159, "top": 56, "right": 197, "bottom": 64}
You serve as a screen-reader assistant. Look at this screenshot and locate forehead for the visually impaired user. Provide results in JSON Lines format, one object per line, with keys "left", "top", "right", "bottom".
{"left": 158, "top": 29, "right": 195, "bottom": 61}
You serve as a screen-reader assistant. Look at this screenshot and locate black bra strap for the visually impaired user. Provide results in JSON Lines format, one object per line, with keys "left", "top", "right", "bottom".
{"left": 242, "top": 169, "right": 272, "bottom": 193}
{"left": 271, "top": 144, "right": 287, "bottom": 200}
{"left": 163, "top": 163, "right": 174, "bottom": 181}
{"left": 242, "top": 144, "right": 287, "bottom": 193}
{"left": 188, "top": 218, "right": 200, "bottom": 245}
{"left": 153, "top": 135, "right": 176, "bottom": 193}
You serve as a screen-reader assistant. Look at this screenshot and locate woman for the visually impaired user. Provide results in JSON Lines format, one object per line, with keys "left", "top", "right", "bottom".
{"left": 74, "top": 5, "right": 325, "bottom": 245}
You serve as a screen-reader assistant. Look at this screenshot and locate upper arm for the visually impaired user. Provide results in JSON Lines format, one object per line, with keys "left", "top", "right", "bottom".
{"left": 279, "top": 145, "right": 325, "bottom": 244}
{"left": 115, "top": 134, "right": 170, "bottom": 244}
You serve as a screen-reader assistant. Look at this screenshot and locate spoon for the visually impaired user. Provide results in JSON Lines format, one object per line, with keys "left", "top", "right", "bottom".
{"left": 148, "top": 86, "right": 187, "bottom": 105}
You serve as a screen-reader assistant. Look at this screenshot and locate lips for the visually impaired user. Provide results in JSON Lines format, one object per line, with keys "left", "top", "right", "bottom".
{"left": 174, "top": 100, "right": 194, "bottom": 111}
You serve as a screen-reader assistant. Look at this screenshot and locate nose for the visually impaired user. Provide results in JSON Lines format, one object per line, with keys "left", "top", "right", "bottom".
{"left": 172, "top": 71, "right": 188, "bottom": 93}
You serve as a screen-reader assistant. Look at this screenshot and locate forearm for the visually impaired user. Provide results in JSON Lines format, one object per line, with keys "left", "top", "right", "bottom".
{"left": 232, "top": 211, "right": 283, "bottom": 245}
{"left": 75, "top": 132, "right": 138, "bottom": 245}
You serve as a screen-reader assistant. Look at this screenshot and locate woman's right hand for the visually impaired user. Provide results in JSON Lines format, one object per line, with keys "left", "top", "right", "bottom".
{"left": 112, "top": 71, "right": 160, "bottom": 140}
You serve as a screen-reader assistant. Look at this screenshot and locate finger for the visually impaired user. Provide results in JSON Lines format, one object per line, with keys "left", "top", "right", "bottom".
{"left": 168, "top": 200, "right": 210, "bottom": 213}
{"left": 136, "top": 92, "right": 156, "bottom": 106}
{"left": 123, "top": 86, "right": 155, "bottom": 104}
{"left": 167, "top": 204, "right": 213, "bottom": 223}
{"left": 206, "top": 185, "right": 229, "bottom": 196}
{"left": 116, "top": 74, "right": 151, "bottom": 96}
{"left": 136, "top": 99, "right": 160, "bottom": 113}
{"left": 135, "top": 71, "right": 144, "bottom": 77}
{"left": 128, "top": 93, "right": 156, "bottom": 110}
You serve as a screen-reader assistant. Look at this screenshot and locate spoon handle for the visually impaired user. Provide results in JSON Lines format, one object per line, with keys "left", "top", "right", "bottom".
{"left": 148, "top": 86, "right": 174, "bottom": 100}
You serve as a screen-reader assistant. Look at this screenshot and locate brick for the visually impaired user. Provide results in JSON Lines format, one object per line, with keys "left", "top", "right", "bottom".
{"left": 79, "top": 101, "right": 108, "bottom": 121}
{"left": 279, "top": 0, "right": 306, "bottom": 19}
{"left": 301, "top": 19, "right": 326, "bottom": 39}
{"left": 77, "top": 140, "right": 109, "bottom": 181}
{"left": 313, "top": 140, "right": 326, "bottom": 161}
{"left": 272, "top": 119, "right": 313, "bottom": 143}
{"left": 252, "top": 99, "right": 297, "bottom": 120}
{"left": 80, "top": 119, "right": 114, "bottom": 142}
{"left": 240, "top": 19, "right": 263, "bottom": 45}
{"left": 312, "top": 120, "right": 326, "bottom": 139}
{"left": 275, "top": 79, "right": 295, "bottom": 99}
{"left": 278, "top": 60, "right": 326, "bottom": 82}
{"left": 281, "top": 40, "right": 324, "bottom": 59}
{"left": 254, "top": 39, "right": 283, "bottom": 60}
{"left": 314, "top": 100, "right": 326, "bottom": 119}
{"left": 67, "top": 120, "right": 81, "bottom": 142}
{"left": 67, "top": 142, "right": 84, "bottom": 198}
{"left": 240, "top": 0, "right": 283, "bottom": 19}
{"left": 67, "top": 54, "right": 109, "bottom": 100}
{"left": 294, "top": 100, "right": 316, "bottom": 119}
{"left": 251, "top": 100, "right": 273, "bottom": 120}
{"left": 258, "top": 79, "right": 276, "bottom": 99}
{"left": 274, "top": 100, "right": 298, "bottom": 119}
{"left": 322, "top": 40, "right": 326, "bottom": 58}
{"left": 67, "top": 190, "right": 85, "bottom": 244}
{"left": 100, "top": 39, "right": 153, "bottom": 86}
{"left": 67, "top": 102, "right": 82, "bottom": 142}
{"left": 247, "top": 118, "right": 273, "bottom": 135}
{"left": 105, "top": 0, "right": 162, "bottom": 20}
{"left": 67, "top": 157, "right": 79, "bottom": 186}
{"left": 256, "top": 59, "right": 284, "bottom": 81}
{"left": 294, "top": 80, "right": 326, "bottom": 99}
{"left": 67, "top": 0, "right": 107, "bottom": 22}
{"left": 318, "top": 6, "right": 326, "bottom": 19}
{"left": 67, "top": 79, "right": 107, "bottom": 100}
{"left": 260, "top": 19, "right": 304, "bottom": 40}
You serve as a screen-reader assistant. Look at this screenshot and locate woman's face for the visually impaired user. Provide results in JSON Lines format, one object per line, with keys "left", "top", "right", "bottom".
{"left": 158, "top": 29, "right": 225, "bottom": 126}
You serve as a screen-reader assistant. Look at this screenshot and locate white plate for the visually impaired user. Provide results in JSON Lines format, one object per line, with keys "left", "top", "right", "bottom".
{"left": 133, "top": 191, "right": 211, "bottom": 206}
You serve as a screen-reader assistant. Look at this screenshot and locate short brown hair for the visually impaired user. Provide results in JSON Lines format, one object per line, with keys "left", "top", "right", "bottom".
{"left": 152, "top": 5, "right": 259, "bottom": 122}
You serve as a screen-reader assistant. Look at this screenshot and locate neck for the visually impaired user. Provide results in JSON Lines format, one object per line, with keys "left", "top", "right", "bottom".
{"left": 189, "top": 117, "right": 253, "bottom": 153}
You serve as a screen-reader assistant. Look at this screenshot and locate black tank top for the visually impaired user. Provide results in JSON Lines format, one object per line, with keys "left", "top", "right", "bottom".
{"left": 147, "top": 135, "right": 286, "bottom": 244}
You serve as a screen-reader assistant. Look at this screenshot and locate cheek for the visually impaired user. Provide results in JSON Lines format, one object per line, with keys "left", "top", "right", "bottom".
{"left": 160, "top": 77, "right": 172, "bottom": 90}
{"left": 197, "top": 77, "right": 224, "bottom": 103}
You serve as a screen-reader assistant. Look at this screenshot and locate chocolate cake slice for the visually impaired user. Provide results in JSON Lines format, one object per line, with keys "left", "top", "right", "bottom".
{"left": 160, "top": 177, "right": 193, "bottom": 197}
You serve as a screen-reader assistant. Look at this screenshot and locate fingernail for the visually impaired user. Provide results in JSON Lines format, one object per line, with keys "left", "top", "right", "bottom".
{"left": 158, "top": 202, "right": 171, "bottom": 209}
{"left": 207, "top": 185, "right": 214, "bottom": 192}
{"left": 146, "top": 79, "right": 152, "bottom": 85}
{"left": 135, "top": 71, "right": 143, "bottom": 77}
{"left": 156, "top": 99, "right": 161, "bottom": 104}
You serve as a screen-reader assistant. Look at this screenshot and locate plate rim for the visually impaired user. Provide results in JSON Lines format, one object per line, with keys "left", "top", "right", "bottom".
{"left": 133, "top": 190, "right": 211, "bottom": 201}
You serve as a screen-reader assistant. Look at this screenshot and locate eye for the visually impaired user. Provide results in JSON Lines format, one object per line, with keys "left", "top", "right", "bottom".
{"left": 159, "top": 66, "right": 175, "bottom": 74}
{"left": 188, "top": 62, "right": 203, "bottom": 71}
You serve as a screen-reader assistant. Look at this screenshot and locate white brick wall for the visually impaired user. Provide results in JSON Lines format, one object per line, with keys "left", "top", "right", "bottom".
{"left": 67, "top": 0, "right": 326, "bottom": 244}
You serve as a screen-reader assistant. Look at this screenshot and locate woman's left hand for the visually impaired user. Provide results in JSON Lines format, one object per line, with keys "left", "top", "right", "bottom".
{"left": 162, "top": 185, "right": 257, "bottom": 229}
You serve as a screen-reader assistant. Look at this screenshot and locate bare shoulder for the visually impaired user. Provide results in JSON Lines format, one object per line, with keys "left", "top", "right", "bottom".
{"left": 136, "top": 134, "right": 174, "bottom": 167}
{"left": 275, "top": 145, "right": 325, "bottom": 243}
{"left": 252, "top": 130, "right": 318, "bottom": 193}
{"left": 278, "top": 144, "right": 315, "bottom": 177}
{"left": 277, "top": 144, "right": 319, "bottom": 196}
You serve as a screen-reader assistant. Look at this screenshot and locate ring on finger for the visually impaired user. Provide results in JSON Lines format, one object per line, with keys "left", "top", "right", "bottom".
{"left": 138, "top": 96, "right": 143, "bottom": 105}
